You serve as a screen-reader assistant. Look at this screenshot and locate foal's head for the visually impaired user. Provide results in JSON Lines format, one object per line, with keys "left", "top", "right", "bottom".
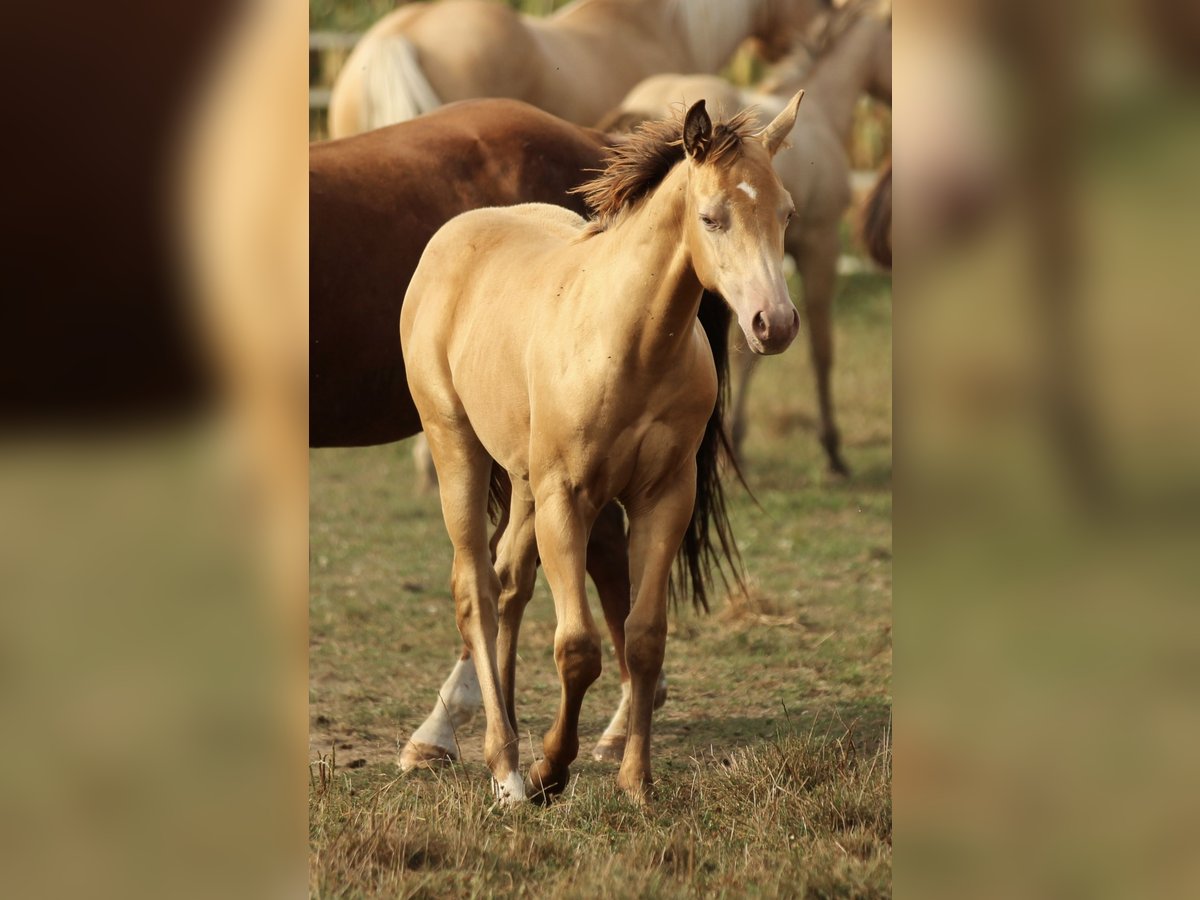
{"left": 682, "top": 93, "right": 804, "bottom": 355}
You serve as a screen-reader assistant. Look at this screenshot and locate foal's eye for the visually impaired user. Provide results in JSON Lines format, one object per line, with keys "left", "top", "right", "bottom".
{"left": 784, "top": 208, "right": 796, "bottom": 226}
{"left": 700, "top": 214, "right": 721, "bottom": 232}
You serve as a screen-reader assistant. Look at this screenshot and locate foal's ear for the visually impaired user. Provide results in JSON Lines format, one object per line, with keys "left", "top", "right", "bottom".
{"left": 758, "top": 89, "right": 804, "bottom": 157}
{"left": 683, "top": 99, "right": 712, "bottom": 162}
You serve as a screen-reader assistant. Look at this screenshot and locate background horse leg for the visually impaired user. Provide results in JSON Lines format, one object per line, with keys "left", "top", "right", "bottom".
{"left": 423, "top": 421, "right": 524, "bottom": 803}
{"left": 728, "top": 329, "right": 761, "bottom": 463}
{"left": 525, "top": 485, "right": 602, "bottom": 803}
{"left": 618, "top": 466, "right": 696, "bottom": 802}
{"left": 795, "top": 225, "right": 849, "bottom": 476}
{"left": 588, "top": 501, "right": 668, "bottom": 762}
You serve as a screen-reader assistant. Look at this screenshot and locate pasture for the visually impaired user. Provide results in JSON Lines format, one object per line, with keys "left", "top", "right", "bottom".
{"left": 309, "top": 268, "right": 892, "bottom": 897}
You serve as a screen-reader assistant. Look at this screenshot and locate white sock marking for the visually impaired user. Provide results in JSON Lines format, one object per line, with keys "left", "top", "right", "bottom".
{"left": 492, "top": 770, "right": 526, "bottom": 805}
{"left": 408, "top": 657, "right": 481, "bottom": 754}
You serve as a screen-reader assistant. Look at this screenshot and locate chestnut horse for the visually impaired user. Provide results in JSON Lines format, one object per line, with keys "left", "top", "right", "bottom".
{"left": 310, "top": 99, "right": 738, "bottom": 770}
{"left": 600, "top": 0, "right": 892, "bottom": 474}
{"left": 327, "top": 0, "right": 825, "bottom": 137}
{"left": 401, "top": 95, "right": 804, "bottom": 803}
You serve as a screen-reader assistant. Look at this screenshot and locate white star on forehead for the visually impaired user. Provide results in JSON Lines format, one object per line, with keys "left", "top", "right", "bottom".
{"left": 736, "top": 181, "right": 757, "bottom": 201}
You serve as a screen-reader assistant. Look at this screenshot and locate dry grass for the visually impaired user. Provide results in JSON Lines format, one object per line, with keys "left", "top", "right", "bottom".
{"left": 311, "top": 730, "right": 890, "bottom": 898}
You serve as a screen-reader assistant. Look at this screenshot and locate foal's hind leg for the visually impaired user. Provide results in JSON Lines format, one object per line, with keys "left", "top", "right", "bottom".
{"left": 399, "top": 482, "right": 511, "bottom": 772}
{"left": 589, "top": 502, "right": 668, "bottom": 763}
{"left": 795, "top": 225, "right": 848, "bottom": 476}
{"left": 421, "top": 420, "right": 523, "bottom": 803}
{"left": 494, "top": 478, "right": 539, "bottom": 733}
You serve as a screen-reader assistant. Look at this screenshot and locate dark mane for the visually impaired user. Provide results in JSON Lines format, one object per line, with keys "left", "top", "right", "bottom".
{"left": 573, "top": 107, "right": 758, "bottom": 234}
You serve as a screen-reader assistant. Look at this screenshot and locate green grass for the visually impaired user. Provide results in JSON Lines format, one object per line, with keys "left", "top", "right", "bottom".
{"left": 309, "top": 270, "right": 891, "bottom": 896}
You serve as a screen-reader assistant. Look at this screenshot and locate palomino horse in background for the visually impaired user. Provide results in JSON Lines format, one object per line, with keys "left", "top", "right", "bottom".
{"left": 601, "top": 0, "right": 890, "bottom": 474}
{"left": 311, "top": 99, "right": 739, "bottom": 771}
{"left": 327, "top": 0, "right": 826, "bottom": 137}
{"left": 401, "top": 95, "right": 804, "bottom": 803}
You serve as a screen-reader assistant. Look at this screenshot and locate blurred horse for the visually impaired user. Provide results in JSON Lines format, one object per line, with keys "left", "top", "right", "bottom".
{"left": 601, "top": 0, "right": 891, "bottom": 473}
{"left": 402, "top": 95, "right": 804, "bottom": 804}
{"left": 859, "top": 158, "right": 891, "bottom": 270}
{"left": 327, "top": 0, "right": 826, "bottom": 137}
{"left": 310, "top": 99, "right": 737, "bottom": 771}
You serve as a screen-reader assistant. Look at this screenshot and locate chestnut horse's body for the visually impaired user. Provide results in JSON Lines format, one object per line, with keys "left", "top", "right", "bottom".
{"left": 327, "top": 0, "right": 825, "bottom": 137}
{"left": 310, "top": 99, "right": 735, "bottom": 770}
{"left": 402, "top": 96, "right": 804, "bottom": 803}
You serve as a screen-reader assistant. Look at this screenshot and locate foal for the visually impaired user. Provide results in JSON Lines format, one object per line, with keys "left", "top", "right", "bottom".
{"left": 401, "top": 94, "right": 804, "bottom": 803}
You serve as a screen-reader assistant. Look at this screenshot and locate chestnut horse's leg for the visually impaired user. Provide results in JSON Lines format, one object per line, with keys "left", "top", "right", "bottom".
{"left": 617, "top": 464, "right": 697, "bottom": 803}
{"left": 524, "top": 485, "right": 603, "bottom": 803}
{"left": 794, "top": 225, "right": 849, "bottom": 476}
{"left": 422, "top": 421, "right": 524, "bottom": 803}
{"left": 398, "top": 645, "right": 480, "bottom": 771}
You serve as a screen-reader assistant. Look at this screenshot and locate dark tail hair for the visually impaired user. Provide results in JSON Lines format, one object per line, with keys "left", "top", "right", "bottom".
{"left": 860, "top": 159, "right": 892, "bottom": 270}
{"left": 670, "top": 291, "right": 746, "bottom": 613}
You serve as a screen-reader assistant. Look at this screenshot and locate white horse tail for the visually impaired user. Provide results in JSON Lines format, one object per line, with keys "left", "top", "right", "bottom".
{"left": 362, "top": 35, "right": 442, "bottom": 130}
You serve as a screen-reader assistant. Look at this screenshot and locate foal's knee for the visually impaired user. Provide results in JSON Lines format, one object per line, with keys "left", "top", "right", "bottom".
{"left": 451, "top": 555, "right": 501, "bottom": 637}
{"left": 555, "top": 631, "right": 602, "bottom": 688}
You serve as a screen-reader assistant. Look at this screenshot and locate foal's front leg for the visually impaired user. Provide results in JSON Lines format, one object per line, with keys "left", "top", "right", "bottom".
{"left": 588, "top": 501, "right": 669, "bottom": 762}
{"left": 525, "top": 484, "right": 603, "bottom": 802}
{"left": 619, "top": 465, "right": 697, "bottom": 802}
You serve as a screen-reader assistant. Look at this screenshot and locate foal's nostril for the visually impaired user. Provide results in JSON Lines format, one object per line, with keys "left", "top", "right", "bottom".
{"left": 791, "top": 308, "right": 800, "bottom": 331}
{"left": 753, "top": 311, "right": 768, "bottom": 339}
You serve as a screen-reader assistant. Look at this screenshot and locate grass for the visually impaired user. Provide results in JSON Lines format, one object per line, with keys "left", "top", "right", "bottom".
{"left": 309, "top": 269, "right": 891, "bottom": 897}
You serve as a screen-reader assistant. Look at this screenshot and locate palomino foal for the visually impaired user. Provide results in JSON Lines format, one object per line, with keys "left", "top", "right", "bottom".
{"left": 400, "top": 94, "right": 804, "bottom": 804}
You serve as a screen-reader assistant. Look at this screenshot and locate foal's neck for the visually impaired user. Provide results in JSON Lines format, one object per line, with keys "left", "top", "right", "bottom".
{"left": 599, "top": 163, "right": 703, "bottom": 361}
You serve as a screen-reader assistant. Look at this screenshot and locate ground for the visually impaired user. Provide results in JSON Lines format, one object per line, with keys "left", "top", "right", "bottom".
{"left": 309, "top": 270, "right": 891, "bottom": 897}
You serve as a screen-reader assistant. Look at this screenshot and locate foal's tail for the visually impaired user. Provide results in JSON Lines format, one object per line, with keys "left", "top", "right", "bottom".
{"left": 859, "top": 159, "right": 892, "bottom": 271}
{"left": 671, "top": 292, "right": 746, "bottom": 613}
{"left": 361, "top": 35, "right": 442, "bottom": 130}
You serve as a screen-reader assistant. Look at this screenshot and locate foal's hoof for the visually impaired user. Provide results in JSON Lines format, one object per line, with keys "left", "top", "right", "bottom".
{"left": 591, "top": 733, "right": 626, "bottom": 763}
{"left": 616, "top": 770, "right": 654, "bottom": 805}
{"left": 398, "top": 739, "right": 456, "bottom": 773}
{"left": 619, "top": 772, "right": 657, "bottom": 806}
{"left": 525, "top": 758, "right": 570, "bottom": 804}
{"left": 491, "top": 771, "right": 527, "bottom": 806}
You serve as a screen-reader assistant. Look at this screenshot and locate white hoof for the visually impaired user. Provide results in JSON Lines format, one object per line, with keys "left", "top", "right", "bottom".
{"left": 492, "top": 771, "right": 527, "bottom": 805}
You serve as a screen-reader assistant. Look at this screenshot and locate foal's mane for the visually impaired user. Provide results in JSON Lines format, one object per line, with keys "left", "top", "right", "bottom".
{"left": 573, "top": 107, "right": 758, "bottom": 236}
